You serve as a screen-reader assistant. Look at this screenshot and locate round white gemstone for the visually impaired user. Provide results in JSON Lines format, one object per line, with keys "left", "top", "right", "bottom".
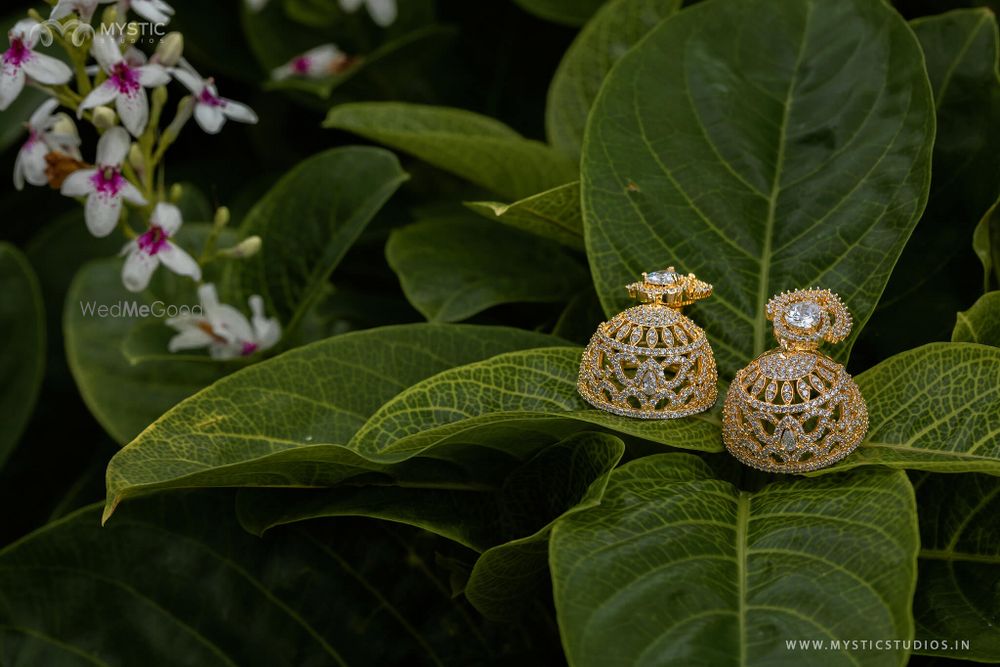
{"left": 785, "top": 301, "right": 822, "bottom": 329}
{"left": 646, "top": 270, "right": 681, "bottom": 285}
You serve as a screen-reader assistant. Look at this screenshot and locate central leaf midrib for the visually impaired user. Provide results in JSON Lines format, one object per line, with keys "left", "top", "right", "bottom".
{"left": 755, "top": 6, "right": 812, "bottom": 355}
{"left": 735, "top": 491, "right": 750, "bottom": 667}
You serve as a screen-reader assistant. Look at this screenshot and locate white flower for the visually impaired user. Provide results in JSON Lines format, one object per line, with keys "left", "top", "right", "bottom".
{"left": 13, "top": 98, "right": 82, "bottom": 190}
{"left": 78, "top": 34, "right": 171, "bottom": 137}
{"left": 117, "top": 0, "right": 175, "bottom": 24}
{"left": 50, "top": 0, "right": 116, "bottom": 22}
{"left": 120, "top": 202, "right": 200, "bottom": 292}
{"left": 60, "top": 126, "right": 147, "bottom": 237}
{"left": 170, "top": 61, "right": 258, "bottom": 134}
{"left": 271, "top": 44, "right": 349, "bottom": 81}
{"left": 0, "top": 20, "right": 73, "bottom": 111}
{"left": 167, "top": 283, "right": 281, "bottom": 359}
{"left": 339, "top": 0, "right": 397, "bottom": 27}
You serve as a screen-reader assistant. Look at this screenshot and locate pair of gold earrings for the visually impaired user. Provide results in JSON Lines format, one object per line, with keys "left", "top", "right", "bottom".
{"left": 577, "top": 268, "right": 869, "bottom": 473}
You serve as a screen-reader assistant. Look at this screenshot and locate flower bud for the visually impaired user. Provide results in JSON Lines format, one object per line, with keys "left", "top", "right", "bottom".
{"left": 153, "top": 32, "right": 184, "bottom": 67}
{"left": 128, "top": 143, "right": 145, "bottom": 174}
{"left": 213, "top": 206, "right": 230, "bottom": 229}
{"left": 122, "top": 22, "right": 141, "bottom": 48}
{"left": 152, "top": 84, "right": 168, "bottom": 109}
{"left": 50, "top": 113, "right": 80, "bottom": 143}
{"left": 169, "top": 183, "right": 184, "bottom": 203}
{"left": 92, "top": 105, "right": 118, "bottom": 129}
{"left": 219, "top": 236, "right": 262, "bottom": 260}
{"left": 100, "top": 5, "right": 118, "bottom": 30}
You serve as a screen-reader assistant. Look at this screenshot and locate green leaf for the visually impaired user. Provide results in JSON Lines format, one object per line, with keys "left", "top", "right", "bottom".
{"left": 513, "top": 0, "right": 606, "bottom": 26}
{"left": 236, "top": 431, "right": 623, "bottom": 549}
{"left": 462, "top": 434, "right": 622, "bottom": 619}
{"left": 224, "top": 147, "right": 408, "bottom": 335}
{"left": 0, "top": 493, "right": 526, "bottom": 665}
{"left": 103, "top": 325, "right": 567, "bottom": 519}
{"left": 0, "top": 244, "right": 44, "bottom": 467}
{"left": 953, "top": 291, "right": 1000, "bottom": 346}
{"left": 550, "top": 454, "right": 918, "bottom": 666}
{"left": 349, "top": 347, "right": 723, "bottom": 458}
{"left": 581, "top": 0, "right": 935, "bottom": 378}
{"left": 546, "top": 0, "right": 681, "bottom": 159}
{"left": 824, "top": 343, "right": 1000, "bottom": 474}
{"left": 324, "top": 103, "right": 577, "bottom": 200}
{"left": 386, "top": 217, "right": 589, "bottom": 322}
{"left": 912, "top": 472, "right": 1000, "bottom": 661}
{"left": 464, "top": 182, "right": 585, "bottom": 250}
{"left": 864, "top": 8, "right": 1000, "bottom": 356}
{"left": 973, "top": 199, "right": 1000, "bottom": 292}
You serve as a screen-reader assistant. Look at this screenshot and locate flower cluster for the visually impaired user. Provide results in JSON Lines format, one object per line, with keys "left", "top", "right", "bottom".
{"left": 6, "top": 1, "right": 279, "bottom": 359}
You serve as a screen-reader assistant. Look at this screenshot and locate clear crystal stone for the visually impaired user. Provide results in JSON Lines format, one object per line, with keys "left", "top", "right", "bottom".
{"left": 646, "top": 270, "right": 681, "bottom": 285}
{"left": 641, "top": 371, "right": 660, "bottom": 396}
{"left": 661, "top": 329, "right": 673, "bottom": 347}
{"left": 629, "top": 327, "right": 643, "bottom": 346}
{"left": 780, "top": 429, "right": 797, "bottom": 451}
{"left": 785, "top": 301, "right": 822, "bottom": 329}
{"left": 646, "top": 328, "right": 658, "bottom": 348}
{"left": 616, "top": 325, "right": 630, "bottom": 341}
{"left": 765, "top": 381, "right": 778, "bottom": 402}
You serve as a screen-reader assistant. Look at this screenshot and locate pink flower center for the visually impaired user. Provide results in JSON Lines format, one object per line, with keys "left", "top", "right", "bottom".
{"left": 198, "top": 86, "right": 225, "bottom": 108}
{"left": 291, "top": 56, "right": 311, "bottom": 74}
{"left": 24, "top": 128, "right": 39, "bottom": 147}
{"left": 241, "top": 341, "right": 259, "bottom": 356}
{"left": 91, "top": 167, "right": 125, "bottom": 197}
{"left": 110, "top": 61, "right": 141, "bottom": 96}
{"left": 136, "top": 224, "right": 170, "bottom": 256}
{"left": 3, "top": 37, "right": 31, "bottom": 67}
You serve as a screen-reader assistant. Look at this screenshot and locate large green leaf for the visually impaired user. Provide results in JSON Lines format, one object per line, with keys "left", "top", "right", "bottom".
{"left": 912, "top": 472, "right": 1000, "bottom": 661}
{"left": 824, "top": 343, "right": 1000, "bottom": 474}
{"left": 225, "top": 147, "right": 408, "bottom": 334}
{"left": 863, "top": 8, "right": 1000, "bottom": 357}
{"left": 953, "top": 291, "right": 1000, "bottom": 346}
{"left": 236, "top": 431, "right": 622, "bottom": 549}
{"left": 0, "top": 493, "right": 530, "bottom": 665}
{"left": 550, "top": 454, "right": 918, "bottom": 667}
{"left": 236, "top": 432, "right": 624, "bottom": 620}
{"left": 324, "top": 103, "right": 577, "bottom": 200}
{"left": 349, "top": 347, "right": 723, "bottom": 458}
{"left": 465, "top": 182, "right": 585, "bottom": 250}
{"left": 581, "top": 0, "right": 935, "bottom": 377}
{"left": 0, "top": 244, "right": 44, "bottom": 468}
{"left": 512, "top": 0, "right": 605, "bottom": 26}
{"left": 386, "top": 217, "right": 589, "bottom": 322}
{"left": 102, "top": 325, "right": 566, "bottom": 519}
{"left": 546, "top": 0, "right": 681, "bottom": 159}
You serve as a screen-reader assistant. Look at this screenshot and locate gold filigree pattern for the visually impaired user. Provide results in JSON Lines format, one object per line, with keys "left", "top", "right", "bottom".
{"left": 723, "top": 288, "right": 869, "bottom": 472}
{"left": 578, "top": 269, "right": 717, "bottom": 419}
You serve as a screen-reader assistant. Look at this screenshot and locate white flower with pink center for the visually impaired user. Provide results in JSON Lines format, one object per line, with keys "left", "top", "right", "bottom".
{"left": 339, "top": 0, "right": 397, "bottom": 27}
{"left": 167, "top": 284, "right": 281, "bottom": 360}
{"left": 120, "top": 202, "right": 201, "bottom": 292}
{"left": 117, "top": 0, "right": 175, "bottom": 24}
{"left": 0, "top": 20, "right": 73, "bottom": 111}
{"left": 14, "top": 98, "right": 82, "bottom": 190}
{"left": 60, "top": 126, "right": 147, "bottom": 237}
{"left": 170, "top": 62, "right": 258, "bottom": 134}
{"left": 79, "top": 34, "right": 171, "bottom": 137}
{"left": 272, "top": 44, "right": 350, "bottom": 81}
